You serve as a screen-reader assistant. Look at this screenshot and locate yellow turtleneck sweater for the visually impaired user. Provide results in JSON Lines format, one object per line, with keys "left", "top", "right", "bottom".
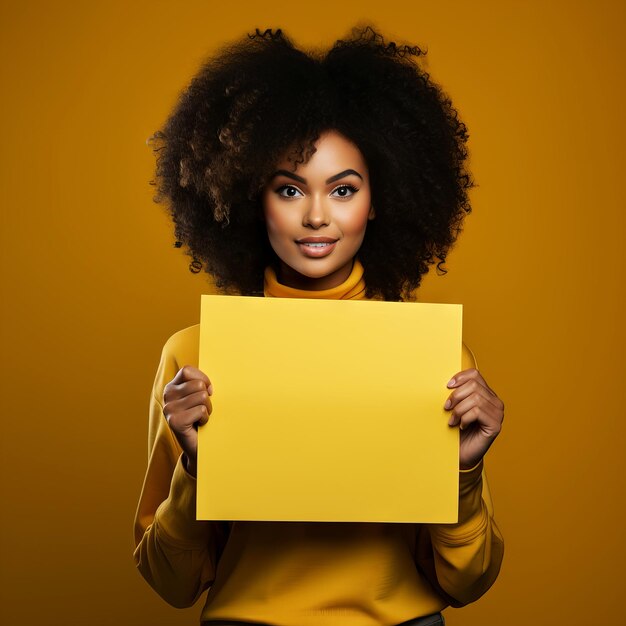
{"left": 133, "top": 263, "right": 504, "bottom": 625}
{"left": 263, "top": 259, "right": 368, "bottom": 300}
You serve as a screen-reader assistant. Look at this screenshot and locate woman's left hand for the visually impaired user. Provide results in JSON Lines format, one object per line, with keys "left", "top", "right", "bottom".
{"left": 444, "top": 368, "right": 504, "bottom": 470}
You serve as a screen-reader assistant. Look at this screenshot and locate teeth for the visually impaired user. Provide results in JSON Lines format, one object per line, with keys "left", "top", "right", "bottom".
{"left": 303, "top": 242, "right": 332, "bottom": 247}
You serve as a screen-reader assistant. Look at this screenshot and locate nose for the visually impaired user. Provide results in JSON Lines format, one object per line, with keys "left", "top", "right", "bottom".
{"left": 302, "top": 195, "right": 330, "bottom": 229}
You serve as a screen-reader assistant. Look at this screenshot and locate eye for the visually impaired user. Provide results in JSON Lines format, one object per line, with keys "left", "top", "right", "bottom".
{"left": 276, "top": 185, "right": 303, "bottom": 198}
{"left": 330, "top": 184, "right": 358, "bottom": 199}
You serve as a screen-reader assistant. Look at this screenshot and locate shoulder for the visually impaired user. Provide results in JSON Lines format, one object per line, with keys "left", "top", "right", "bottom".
{"left": 161, "top": 324, "right": 200, "bottom": 370}
{"left": 461, "top": 342, "right": 478, "bottom": 371}
{"left": 152, "top": 324, "right": 200, "bottom": 396}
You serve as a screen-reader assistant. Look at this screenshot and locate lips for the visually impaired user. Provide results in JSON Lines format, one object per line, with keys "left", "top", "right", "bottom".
{"left": 296, "top": 237, "right": 338, "bottom": 258}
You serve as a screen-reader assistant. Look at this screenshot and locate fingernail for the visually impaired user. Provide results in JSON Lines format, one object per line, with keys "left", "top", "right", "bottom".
{"left": 208, "top": 384, "right": 214, "bottom": 395}
{"left": 444, "top": 399, "right": 452, "bottom": 409}
{"left": 447, "top": 378, "right": 456, "bottom": 388}
{"left": 448, "top": 417, "right": 454, "bottom": 426}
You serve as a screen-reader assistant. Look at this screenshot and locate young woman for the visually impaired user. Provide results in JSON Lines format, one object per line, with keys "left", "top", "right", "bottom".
{"left": 134, "top": 27, "right": 504, "bottom": 626}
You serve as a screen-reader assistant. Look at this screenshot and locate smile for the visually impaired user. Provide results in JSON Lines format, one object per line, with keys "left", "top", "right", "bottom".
{"left": 296, "top": 239, "right": 338, "bottom": 258}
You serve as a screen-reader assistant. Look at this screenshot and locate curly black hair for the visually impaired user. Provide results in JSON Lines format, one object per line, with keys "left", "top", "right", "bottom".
{"left": 151, "top": 26, "right": 472, "bottom": 301}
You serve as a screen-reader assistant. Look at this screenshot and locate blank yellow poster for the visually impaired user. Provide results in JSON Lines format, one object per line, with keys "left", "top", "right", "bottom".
{"left": 197, "top": 296, "right": 462, "bottom": 523}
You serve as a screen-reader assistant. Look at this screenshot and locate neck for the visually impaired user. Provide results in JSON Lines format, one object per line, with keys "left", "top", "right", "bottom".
{"left": 264, "top": 259, "right": 367, "bottom": 300}
{"left": 275, "top": 260, "right": 354, "bottom": 292}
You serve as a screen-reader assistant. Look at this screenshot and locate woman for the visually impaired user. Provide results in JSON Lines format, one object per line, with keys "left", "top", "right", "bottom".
{"left": 134, "top": 26, "right": 504, "bottom": 626}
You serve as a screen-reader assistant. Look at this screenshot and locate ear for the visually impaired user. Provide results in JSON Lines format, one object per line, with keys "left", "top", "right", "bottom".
{"left": 368, "top": 205, "right": 375, "bottom": 220}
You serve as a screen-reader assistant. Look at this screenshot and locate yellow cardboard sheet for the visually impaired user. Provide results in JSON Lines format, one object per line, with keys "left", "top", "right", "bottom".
{"left": 197, "top": 296, "right": 462, "bottom": 523}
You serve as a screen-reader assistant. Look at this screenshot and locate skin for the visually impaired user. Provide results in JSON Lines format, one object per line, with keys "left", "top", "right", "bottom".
{"left": 261, "top": 131, "right": 375, "bottom": 291}
{"left": 163, "top": 130, "right": 504, "bottom": 476}
{"left": 445, "top": 369, "right": 504, "bottom": 470}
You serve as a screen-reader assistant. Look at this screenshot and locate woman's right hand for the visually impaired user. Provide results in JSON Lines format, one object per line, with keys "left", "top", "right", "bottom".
{"left": 163, "top": 366, "right": 213, "bottom": 477}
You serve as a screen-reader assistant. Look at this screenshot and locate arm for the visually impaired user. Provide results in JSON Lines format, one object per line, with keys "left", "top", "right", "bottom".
{"left": 133, "top": 335, "right": 229, "bottom": 608}
{"left": 415, "top": 343, "right": 504, "bottom": 606}
{"left": 417, "top": 460, "right": 504, "bottom": 606}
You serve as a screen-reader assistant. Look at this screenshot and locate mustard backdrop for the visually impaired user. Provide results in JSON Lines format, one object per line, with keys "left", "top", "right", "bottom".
{"left": 1, "top": 1, "right": 624, "bottom": 625}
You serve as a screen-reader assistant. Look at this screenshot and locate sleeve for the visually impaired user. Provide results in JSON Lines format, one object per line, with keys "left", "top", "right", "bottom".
{"left": 132, "top": 336, "right": 229, "bottom": 608}
{"left": 414, "top": 343, "right": 504, "bottom": 606}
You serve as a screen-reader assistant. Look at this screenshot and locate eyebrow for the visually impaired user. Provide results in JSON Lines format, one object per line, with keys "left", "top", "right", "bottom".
{"left": 270, "top": 169, "right": 363, "bottom": 184}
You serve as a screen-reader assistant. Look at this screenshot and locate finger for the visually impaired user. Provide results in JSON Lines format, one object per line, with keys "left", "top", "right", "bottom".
{"left": 166, "top": 402, "right": 210, "bottom": 432}
{"left": 164, "top": 376, "right": 212, "bottom": 403}
{"left": 165, "top": 389, "right": 213, "bottom": 416}
{"left": 459, "top": 406, "right": 502, "bottom": 439}
{"left": 447, "top": 368, "right": 497, "bottom": 396}
{"left": 445, "top": 378, "right": 503, "bottom": 414}
{"left": 171, "top": 366, "right": 213, "bottom": 392}
{"left": 448, "top": 393, "right": 500, "bottom": 428}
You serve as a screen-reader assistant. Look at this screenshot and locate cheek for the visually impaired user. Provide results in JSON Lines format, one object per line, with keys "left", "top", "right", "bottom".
{"left": 342, "top": 197, "right": 373, "bottom": 238}
{"left": 264, "top": 210, "right": 281, "bottom": 236}
{"left": 263, "top": 202, "right": 292, "bottom": 246}
{"left": 262, "top": 195, "right": 279, "bottom": 237}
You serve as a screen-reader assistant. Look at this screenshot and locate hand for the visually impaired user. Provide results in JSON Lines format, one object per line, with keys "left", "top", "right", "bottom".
{"left": 444, "top": 368, "right": 504, "bottom": 470}
{"left": 163, "top": 366, "right": 213, "bottom": 477}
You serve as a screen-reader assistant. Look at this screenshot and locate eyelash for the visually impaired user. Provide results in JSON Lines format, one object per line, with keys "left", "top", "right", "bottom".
{"left": 332, "top": 184, "right": 358, "bottom": 198}
{"left": 275, "top": 185, "right": 301, "bottom": 198}
{"left": 275, "top": 184, "right": 359, "bottom": 198}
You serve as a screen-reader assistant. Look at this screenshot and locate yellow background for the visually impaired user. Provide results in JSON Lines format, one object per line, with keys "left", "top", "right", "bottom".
{"left": 1, "top": 1, "right": 624, "bottom": 625}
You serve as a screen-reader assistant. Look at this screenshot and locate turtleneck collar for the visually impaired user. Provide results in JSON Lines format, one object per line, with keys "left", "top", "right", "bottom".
{"left": 263, "top": 259, "right": 367, "bottom": 300}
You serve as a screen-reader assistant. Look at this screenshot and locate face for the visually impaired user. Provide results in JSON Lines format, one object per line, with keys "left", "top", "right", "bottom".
{"left": 262, "top": 130, "right": 374, "bottom": 291}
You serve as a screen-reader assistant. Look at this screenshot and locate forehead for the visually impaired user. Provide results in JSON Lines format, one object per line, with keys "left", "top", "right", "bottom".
{"left": 275, "top": 130, "right": 368, "bottom": 177}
